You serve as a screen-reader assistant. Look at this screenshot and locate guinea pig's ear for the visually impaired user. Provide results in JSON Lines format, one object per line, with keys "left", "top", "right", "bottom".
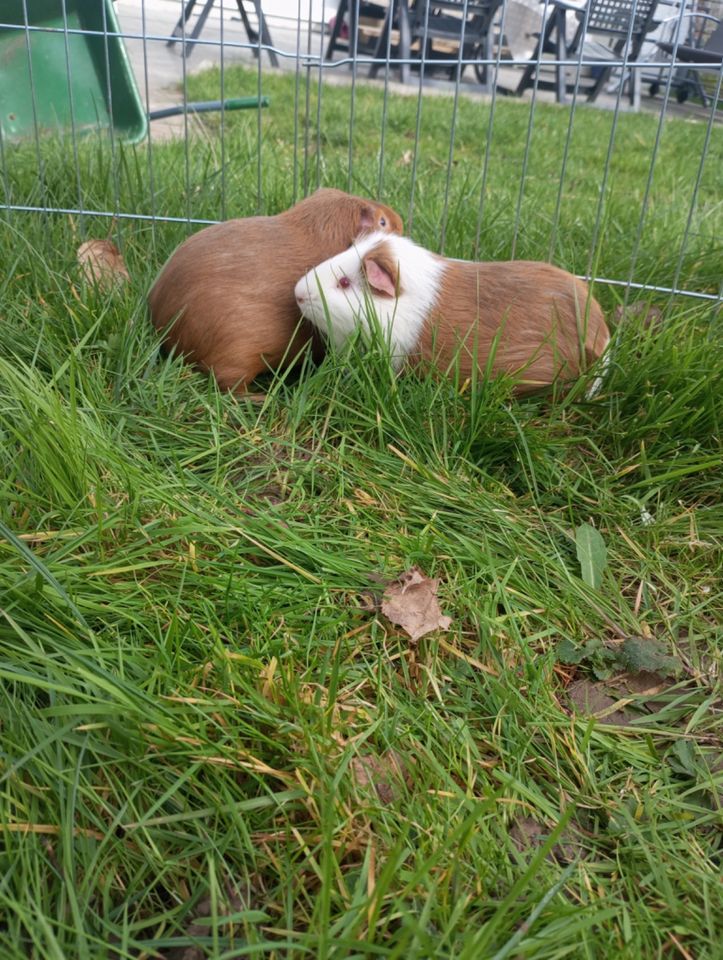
{"left": 363, "top": 253, "right": 398, "bottom": 298}
{"left": 358, "top": 204, "right": 376, "bottom": 231}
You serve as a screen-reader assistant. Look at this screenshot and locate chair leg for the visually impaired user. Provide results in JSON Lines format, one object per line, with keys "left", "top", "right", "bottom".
{"left": 168, "top": 0, "right": 215, "bottom": 55}
{"left": 475, "top": 13, "right": 496, "bottom": 93}
{"left": 478, "top": 37, "right": 489, "bottom": 92}
{"left": 397, "top": 0, "right": 411, "bottom": 84}
{"left": 516, "top": 12, "right": 558, "bottom": 96}
{"left": 516, "top": 55, "right": 537, "bottom": 95}
{"left": 369, "top": 2, "right": 391, "bottom": 78}
{"left": 325, "top": 0, "right": 348, "bottom": 61}
{"left": 243, "top": 1, "right": 279, "bottom": 67}
{"left": 369, "top": 1, "right": 409, "bottom": 83}
{"left": 235, "top": 1, "right": 258, "bottom": 48}
{"left": 691, "top": 70, "right": 710, "bottom": 107}
{"left": 553, "top": 8, "right": 567, "bottom": 104}
{"left": 167, "top": 0, "right": 198, "bottom": 46}
{"left": 347, "top": 0, "right": 361, "bottom": 69}
{"left": 586, "top": 65, "right": 612, "bottom": 102}
{"left": 567, "top": 18, "right": 585, "bottom": 57}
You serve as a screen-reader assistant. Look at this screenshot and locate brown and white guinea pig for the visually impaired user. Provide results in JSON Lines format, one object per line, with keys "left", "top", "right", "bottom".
{"left": 147, "top": 189, "right": 403, "bottom": 391}
{"left": 294, "top": 232, "right": 611, "bottom": 395}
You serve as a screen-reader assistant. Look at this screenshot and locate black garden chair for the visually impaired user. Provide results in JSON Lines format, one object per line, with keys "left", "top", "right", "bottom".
{"left": 516, "top": 0, "right": 661, "bottom": 107}
{"left": 654, "top": 12, "right": 723, "bottom": 105}
{"left": 327, "top": 1, "right": 503, "bottom": 90}
{"left": 407, "top": 0, "right": 505, "bottom": 89}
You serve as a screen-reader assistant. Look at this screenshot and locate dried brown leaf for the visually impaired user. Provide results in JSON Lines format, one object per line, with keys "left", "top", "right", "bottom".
{"left": 350, "top": 749, "right": 411, "bottom": 804}
{"left": 357, "top": 590, "right": 380, "bottom": 613}
{"left": 566, "top": 678, "right": 634, "bottom": 726}
{"left": 613, "top": 302, "right": 664, "bottom": 329}
{"left": 509, "top": 816, "right": 583, "bottom": 864}
{"left": 609, "top": 670, "right": 668, "bottom": 697}
{"left": 600, "top": 672, "right": 684, "bottom": 721}
{"left": 77, "top": 239, "right": 130, "bottom": 290}
{"left": 381, "top": 567, "right": 452, "bottom": 642}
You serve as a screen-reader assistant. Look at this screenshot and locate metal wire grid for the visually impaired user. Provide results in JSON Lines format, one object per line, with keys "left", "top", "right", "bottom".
{"left": 0, "top": 0, "right": 721, "bottom": 305}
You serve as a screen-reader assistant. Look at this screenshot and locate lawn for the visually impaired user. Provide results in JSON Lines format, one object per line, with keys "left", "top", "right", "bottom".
{"left": 0, "top": 65, "right": 721, "bottom": 958}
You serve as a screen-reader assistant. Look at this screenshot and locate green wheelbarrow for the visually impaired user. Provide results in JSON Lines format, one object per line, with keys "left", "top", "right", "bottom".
{"left": 0, "top": 0, "right": 267, "bottom": 145}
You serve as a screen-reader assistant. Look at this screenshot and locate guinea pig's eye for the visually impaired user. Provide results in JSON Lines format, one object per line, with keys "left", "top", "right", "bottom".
{"left": 379, "top": 216, "right": 387, "bottom": 227}
{"left": 338, "top": 276, "right": 351, "bottom": 289}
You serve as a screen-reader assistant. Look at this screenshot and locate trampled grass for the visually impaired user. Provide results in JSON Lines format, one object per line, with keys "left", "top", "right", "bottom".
{"left": 0, "top": 68, "right": 721, "bottom": 958}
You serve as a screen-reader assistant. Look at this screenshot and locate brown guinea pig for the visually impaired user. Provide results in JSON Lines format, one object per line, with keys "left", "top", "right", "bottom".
{"left": 294, "top": 232, "right": 611, "bottom": 395}
{"left": 147, "top": 188, "right": 403, "bottom": 391}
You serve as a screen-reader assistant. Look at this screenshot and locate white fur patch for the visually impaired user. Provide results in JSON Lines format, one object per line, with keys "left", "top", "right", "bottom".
{"left": 585, "top": 339, "right": 612, "bottom": 399}
{"left": 295, "top": 232, "right": 444, "bottom": 369}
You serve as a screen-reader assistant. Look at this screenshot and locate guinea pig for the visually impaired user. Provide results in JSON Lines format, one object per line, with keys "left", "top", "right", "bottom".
{"left": 147, "top": 188, "right": 403, "bottom": 392}
{"left": 294, "top": 232, "right": 610, "bottom": 395}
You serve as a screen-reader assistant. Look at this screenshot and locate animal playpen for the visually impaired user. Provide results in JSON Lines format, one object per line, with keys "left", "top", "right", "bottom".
{"left": 0, "top": 0, "right": 721, "bottom": 304}
{"left": 0, "top": 10, "right": 721, "bottom": 955}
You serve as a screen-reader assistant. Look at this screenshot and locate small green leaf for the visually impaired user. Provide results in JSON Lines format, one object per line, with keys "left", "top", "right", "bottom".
{"left": 575, "top": 523, "right": 608, "bottom": 590}
{"left": 556, "top": 637, "right": 617, "bottom": 672}
{"left": 618, "top": 637, "right": 683, "bottom": 677}
{"left": 556, "top": 638, "right": 585, "bottom": 664}
{"left": 668, "top": 740, "right": 698, "bottom": 777}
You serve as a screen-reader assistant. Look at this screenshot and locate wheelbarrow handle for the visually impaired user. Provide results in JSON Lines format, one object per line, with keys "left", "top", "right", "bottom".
{"left": 148, "top": 97, "right": 269, "bottom": 121}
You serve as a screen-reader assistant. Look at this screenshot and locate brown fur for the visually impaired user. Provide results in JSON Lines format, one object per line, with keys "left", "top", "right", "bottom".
{"left": 371, "top": 250, "right": 609, "bottom": 394}
{"left": 147, "top": 188, "right": 403, "bottom": 391}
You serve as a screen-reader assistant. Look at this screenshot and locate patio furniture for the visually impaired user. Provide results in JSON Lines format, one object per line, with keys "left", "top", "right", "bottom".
{"left": 167, "top": 0, "right": 278, "bottom": 66}
{"left": 655, "top": 13, "right": 723, "bottom": 104}
{"left": 516, "top": 0, "right": 661, "bottom": 107}
{"left": 407, "top": 0, "right": 505, "bottom": 88}
{"left": 328, "top": 0, "right": 504, "bottom": 89}
{"left": 658, "top": 13, "right": 723, "bottom": 63}
{"left": 326, "top": 1, "right": 414, "bottom": 82}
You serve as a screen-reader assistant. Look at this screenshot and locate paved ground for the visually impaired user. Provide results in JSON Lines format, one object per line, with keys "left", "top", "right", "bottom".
{"left": 115, "top": 0, "right": 719, "bottom": 140}
{"left": 116, "top": 0, "right": 338, "bottom": 136}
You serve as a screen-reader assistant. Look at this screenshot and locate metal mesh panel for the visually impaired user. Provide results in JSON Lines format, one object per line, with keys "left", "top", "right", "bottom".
{"left": 0, "top": 0, "right": 721, "bottom": 304}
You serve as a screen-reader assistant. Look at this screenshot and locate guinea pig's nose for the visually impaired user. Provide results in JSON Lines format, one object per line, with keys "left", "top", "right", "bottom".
{"left": 296, "top": 291, "right": 306, "bottom": 303}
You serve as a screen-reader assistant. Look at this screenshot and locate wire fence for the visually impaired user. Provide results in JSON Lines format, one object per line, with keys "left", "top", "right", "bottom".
{"left": 0, "top": 0, "right": 721, "bottom": 303}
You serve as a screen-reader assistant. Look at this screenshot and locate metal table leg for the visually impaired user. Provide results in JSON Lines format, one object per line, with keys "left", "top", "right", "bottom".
{"left": 554, "top": 6, "right": 567, "bottom": 104}
{"left": 369, "top": 0, "right": 411, "bottom": 83}
{"left": 243, "top": 0, "right": 279, "bottom": 67}
{"left": 167, "top": 0, "right": 216, "bottom": 54}
{"left": 168, "top": 0, "right": 278, "bottom": 66}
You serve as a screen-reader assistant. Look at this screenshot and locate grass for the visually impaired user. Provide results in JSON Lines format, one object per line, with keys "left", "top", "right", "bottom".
{"left": 0, "top": 66, "right": 721, "bottom": 958}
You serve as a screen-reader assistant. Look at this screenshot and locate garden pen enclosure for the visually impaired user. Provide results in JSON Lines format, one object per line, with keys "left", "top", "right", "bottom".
{"left": 1, "top": 4, "right": 722, "bottom": 958}
{"left": 0, "top": 0, "right": 720, "bottom": 306}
